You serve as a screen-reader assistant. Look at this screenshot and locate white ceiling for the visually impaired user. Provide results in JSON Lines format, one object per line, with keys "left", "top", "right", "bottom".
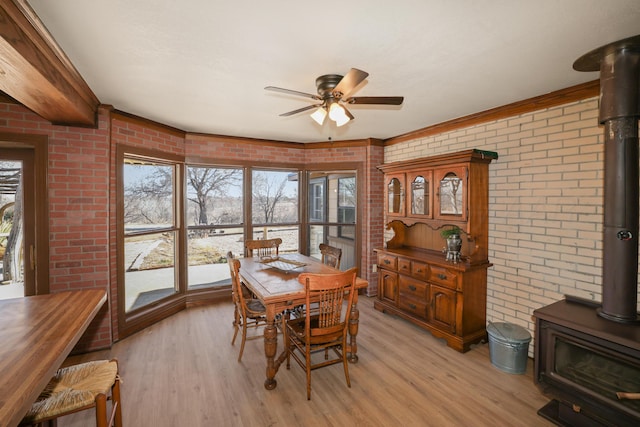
{"left": 28, "top": 1, "right": 640, "bottom": 143}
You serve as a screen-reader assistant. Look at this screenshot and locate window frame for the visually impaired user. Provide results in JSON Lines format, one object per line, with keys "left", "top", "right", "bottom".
{"left": 117, "top": 144, "right": 185, "bottom": 338}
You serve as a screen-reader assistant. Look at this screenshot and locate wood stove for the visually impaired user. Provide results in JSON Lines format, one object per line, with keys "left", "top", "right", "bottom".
{"left": 535, "top": 296, "right": 640, "bottom": 426}
{"left": 534, "top": 35, "right": 640, "bottom": 426}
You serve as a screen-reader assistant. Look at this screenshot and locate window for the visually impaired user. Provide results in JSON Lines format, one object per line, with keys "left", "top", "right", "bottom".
{"left": 309, "top": 178, "right": 325, "bottom": 222}
{"left": 307, "top": 171, "right": 357, "bottom": 270}
{"left": 117, "top": 153, "right": 362, "bottom": 336}
{"left": 251, "top": 169, "right": 299, "bottom": 254}
{"left": 122, "top": 157, "right": 179, "bottom": 312}
{"left": 186, "top": 166, "right": 243, "bottom": 289}
{"left": 337, "top": 177, "right": 355, "bottom": 240}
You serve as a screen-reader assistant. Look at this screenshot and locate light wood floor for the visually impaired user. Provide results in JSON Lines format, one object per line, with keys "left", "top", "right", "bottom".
{"left": 58, "top": 296, "right": 554, "bottom": 426}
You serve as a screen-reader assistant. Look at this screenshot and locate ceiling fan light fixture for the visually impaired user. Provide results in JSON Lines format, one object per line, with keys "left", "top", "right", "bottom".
{"left": 310, "top": 107, "right": 327, "bottom": 125}
{"left": 328, "top": 102, "right": 351, "bottom": 127}
{"left": 334, "top": 112, "right": 351, "bottom": 127}
{"left": 328, "top": 102, "right": 345, "bottom": 121}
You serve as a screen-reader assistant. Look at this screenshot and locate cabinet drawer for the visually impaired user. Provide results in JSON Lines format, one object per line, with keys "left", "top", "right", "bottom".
{"left": 429, "top": 266, "right": 458, "bottom": 289}
{"left": 398, "top": 296, "right": 428, "bottom": 319}
{"left": 411, "top": 261, "right": 429, "bottom": 280}
{"left": 399, "top": 276, "right": 428, "bottom": 299}
{"left": 377, "top": 253, "right": 397, "bottom": 270}
{"left": 398, "top": 258, "right": 411, "bottom": 275}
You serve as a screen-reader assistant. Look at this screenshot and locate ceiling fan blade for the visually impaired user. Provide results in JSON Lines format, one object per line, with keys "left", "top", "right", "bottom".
{"left": 345, "top": 96, "right": 404, "bottom": 105}
{"left": 265, "top": 86, "right": 321, "bottom": 100}
{"left": 279, "top": 104, "right": 322, "bottom": 117}
{"left": 333, "top": 68, "right": 369, "bottom": 98}
{"left": 343, "top": 105, "right": 355, "bottom": 120}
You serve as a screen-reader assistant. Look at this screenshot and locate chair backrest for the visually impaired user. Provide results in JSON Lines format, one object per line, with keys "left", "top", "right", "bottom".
{"left": 245, "top": 238, "right": 282, "bottom": 257}
{"left": 297, "top": 268, "right": 357, "bottom": 339}
{"left": 319, "top": 243, "right": 342, "bottom": 269}
{"left": 227, "top": 254, "right": 248, "bottom": 315}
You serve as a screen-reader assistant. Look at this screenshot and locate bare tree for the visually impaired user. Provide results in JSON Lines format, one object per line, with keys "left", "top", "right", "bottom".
{"left": 339, "top": 176, "right": 356, "bottom": 207}
{"left": 440, "top": 175, "right": 461, "bottom": 214}
{"left": 124, "top": 165, "right": 173, "bottom": 225}
{"left": 187, "top": 167, "right": 240, "bottom": 225}
{"left": 252, "top": 173, "right": 289, "bottom": 224}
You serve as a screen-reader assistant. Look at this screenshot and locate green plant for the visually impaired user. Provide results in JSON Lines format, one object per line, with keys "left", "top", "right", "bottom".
{"left": 440, "top": 225, "right": 461, "bottom": 239}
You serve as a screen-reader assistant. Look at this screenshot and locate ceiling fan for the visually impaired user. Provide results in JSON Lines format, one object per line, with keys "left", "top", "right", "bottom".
{"left": 265, "top": 68, "right": 404, "bottom": 127}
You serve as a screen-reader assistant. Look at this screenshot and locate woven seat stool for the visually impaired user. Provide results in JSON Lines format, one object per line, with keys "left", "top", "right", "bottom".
{"left": 20, "top": 359, "right": 122, "bottom": 427}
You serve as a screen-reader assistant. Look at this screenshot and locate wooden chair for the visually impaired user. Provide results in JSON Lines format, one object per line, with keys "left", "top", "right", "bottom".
{"left": 20, "top": 359, "right": 122, "bottom": 427}
{"left": 319, "top": 243, "right": 342, "bottom": 269}
{"left": 290, "top": 243, "right": 343, "bottom": 319}
{"left": 227, "top": 251, "right": 249, "bottom": 339}
{"left": 245, "top": 238, "right": 282, "bottom": 258}
{"left": 228, "top": 253, "right": 267, "bottom": 362}
{"left": 282, "top": 268, "right": 358, "bottom": 400}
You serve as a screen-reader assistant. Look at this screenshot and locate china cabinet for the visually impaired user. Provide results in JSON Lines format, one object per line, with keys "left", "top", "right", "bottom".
{"left": 374, "top": 149, "right": 497, "bottom": 352}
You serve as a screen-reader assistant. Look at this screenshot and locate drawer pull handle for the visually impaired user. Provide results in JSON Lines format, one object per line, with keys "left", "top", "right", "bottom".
{"left": 409, "top": 303, "right": 417, "bottom": 310}
{"left": 401, "top": 265, "right": 408, "bottom": 270}
{"left": 384, "top": 259, "right": 390, "bottom": 265}
{"left": 416, "top": 269, "right": 423, "bottom": 273}
{"left": 438, "top": 274, "right": 447, "bottom": 280}
{"left": 409, "top": 285, "right": 417, "bottom": 291}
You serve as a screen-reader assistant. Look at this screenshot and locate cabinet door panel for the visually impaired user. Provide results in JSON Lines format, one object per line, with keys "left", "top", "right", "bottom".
{"left": 434, "top": 165, "right": 467, "bottom": 221}
{"left": 429, "top": 284, "right": 457, "bottom": 333}
{"left": 407, "top": 170, "right": 433, "bottom": 218}
{"left": 379, "top": 270, "right": 398, "bottom": 304}
{"left": 385, "top": 173, "right": 405, "bottom": 216}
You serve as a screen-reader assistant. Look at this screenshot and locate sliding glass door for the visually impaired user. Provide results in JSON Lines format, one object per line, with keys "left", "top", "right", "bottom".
{"left": 307, "top": 170, "right": 357, "bottom": 270}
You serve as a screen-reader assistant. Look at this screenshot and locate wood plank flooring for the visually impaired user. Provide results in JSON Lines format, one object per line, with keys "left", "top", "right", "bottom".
{"left": 57, "top": 296, "right": 554, "bottom": 426}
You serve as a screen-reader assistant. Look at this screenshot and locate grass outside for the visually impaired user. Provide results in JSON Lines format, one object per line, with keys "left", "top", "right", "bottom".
{"left": 140, "top": 237, "right": 226, "bottom": 270}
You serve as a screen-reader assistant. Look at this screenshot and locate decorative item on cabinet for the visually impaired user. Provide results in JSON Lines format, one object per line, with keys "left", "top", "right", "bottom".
{"left": 374, "top": 149, "right": 498, "bottom": 353}
{"left": 441, "top": 225, "right": 462, "bottom": 263}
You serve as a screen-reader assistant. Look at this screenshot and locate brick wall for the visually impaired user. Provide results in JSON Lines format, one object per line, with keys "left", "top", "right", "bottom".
{"left": 0, "top": 102, "right": 113, "bottom": 352}
{"left": 384, "top": 97, "right": 627, "bottom": 353}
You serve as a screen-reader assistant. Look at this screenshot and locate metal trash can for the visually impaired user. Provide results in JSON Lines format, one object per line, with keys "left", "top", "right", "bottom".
{"left": 487, "top": 322, "right": 531, "bottom": 374}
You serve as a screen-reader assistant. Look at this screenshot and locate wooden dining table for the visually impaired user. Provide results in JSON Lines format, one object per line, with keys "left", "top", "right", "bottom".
{"left": 239, "top": 253, "right": 368, "bottom": 390}
{"left": 0, "top": 289, "right": 107, "bottom": 427}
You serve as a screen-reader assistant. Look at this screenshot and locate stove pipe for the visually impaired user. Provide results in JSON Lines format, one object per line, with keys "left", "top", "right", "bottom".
{"left": 574, "top": 35, "right": 640, "bottom": 323}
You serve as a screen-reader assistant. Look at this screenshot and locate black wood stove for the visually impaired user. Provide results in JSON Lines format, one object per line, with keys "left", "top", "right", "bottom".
{"left": 534, "top": 35, "right": 640, "bottom": 426}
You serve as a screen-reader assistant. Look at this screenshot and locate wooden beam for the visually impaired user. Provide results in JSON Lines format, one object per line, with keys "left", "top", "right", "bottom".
{"left": 0, "top": 0, "right": 99, "bottom": 127}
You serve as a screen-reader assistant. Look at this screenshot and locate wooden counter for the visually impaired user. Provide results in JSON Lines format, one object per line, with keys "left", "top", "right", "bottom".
{"left": 0, "top": 289, "right": 107, "bottom": 427}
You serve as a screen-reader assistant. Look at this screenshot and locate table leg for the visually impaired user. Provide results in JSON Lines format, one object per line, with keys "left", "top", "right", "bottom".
{"left": 348, "top": 293, "right": 360, "bottom": 363}
{"left": 263, "top": 305, "right": 278, "bottom": 390}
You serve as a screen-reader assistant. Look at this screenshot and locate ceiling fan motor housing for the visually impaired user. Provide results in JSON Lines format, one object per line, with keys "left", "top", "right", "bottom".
{"left": 315, "top": 74, "right": 344, "bottom": 98}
